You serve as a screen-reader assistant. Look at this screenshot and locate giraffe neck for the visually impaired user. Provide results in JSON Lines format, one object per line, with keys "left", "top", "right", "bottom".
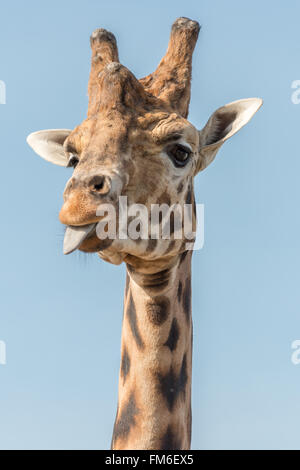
{"left": 111, "top": 251, "right": 193, "bottom": 450}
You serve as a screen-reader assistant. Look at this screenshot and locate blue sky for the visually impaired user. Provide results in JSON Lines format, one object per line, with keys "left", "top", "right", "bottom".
{"left": 0, "top": 0, "right": 300, "bottom": 450}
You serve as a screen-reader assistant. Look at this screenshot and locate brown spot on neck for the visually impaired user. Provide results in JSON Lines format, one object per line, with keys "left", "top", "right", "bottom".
{"left": 111, "top": 393, "right": 139, "bottom": 448}
{"left": 126, "top": 292, "right": 144, "bottom": 349}
{"left": 182, "top": 276, "right": 191, "bottom": 322}
{"left": 164, "top": 317, "right": 180, "bottom": 351}
{"left": 146, "top": 296, "right": 170, "bottom": 325}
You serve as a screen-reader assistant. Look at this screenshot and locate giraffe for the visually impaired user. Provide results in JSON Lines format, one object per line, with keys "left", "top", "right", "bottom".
{"left": 27, "top": 17, "right": 262, "bottom": 450}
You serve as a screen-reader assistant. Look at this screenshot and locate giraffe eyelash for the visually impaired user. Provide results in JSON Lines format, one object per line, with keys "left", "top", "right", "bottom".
{"left": 67, "top": 154, "right": 79, "bottom": 168}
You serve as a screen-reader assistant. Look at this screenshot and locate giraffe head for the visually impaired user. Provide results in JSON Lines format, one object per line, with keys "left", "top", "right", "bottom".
{"left": 27, "top": 18, "right": 262, "bottom": 272}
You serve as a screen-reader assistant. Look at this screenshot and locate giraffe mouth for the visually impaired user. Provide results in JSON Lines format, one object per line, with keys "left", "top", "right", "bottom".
{"left": 63, "top": 223, "right": 97, "bottom": 255}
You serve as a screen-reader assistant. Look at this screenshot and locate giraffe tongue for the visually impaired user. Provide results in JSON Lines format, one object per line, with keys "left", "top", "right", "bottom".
{"left": 63, "top": 224, "right": 96, "bottom": 255}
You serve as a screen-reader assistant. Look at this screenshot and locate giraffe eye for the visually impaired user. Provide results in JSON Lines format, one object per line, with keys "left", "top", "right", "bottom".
{"left": 67, "top": 154, "right": 79, "bottom": 168}
{"left": 166, "top": 144, "right": 191, "bottom": 168}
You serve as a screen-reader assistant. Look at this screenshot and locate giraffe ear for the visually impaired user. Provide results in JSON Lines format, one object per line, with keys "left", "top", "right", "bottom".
{"left": 26, "top": 129, "right": 72, "bottom": 167}
{"left": 195, "top": 98, "right": 263, "bottom": 174}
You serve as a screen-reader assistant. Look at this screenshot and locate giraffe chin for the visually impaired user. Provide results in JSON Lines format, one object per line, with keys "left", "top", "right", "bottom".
{"left": 97, "top": 249, "right": 125, "bottom": 265}
{"left": 77, "top": 231, "right": 115, "bottom": 255}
